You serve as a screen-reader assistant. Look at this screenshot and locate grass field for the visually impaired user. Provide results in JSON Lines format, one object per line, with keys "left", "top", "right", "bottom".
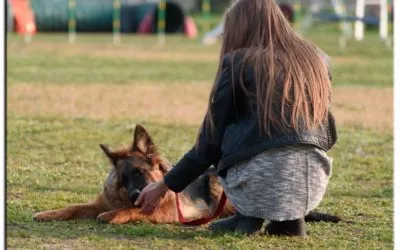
{"left": 7, "top": 28, "right": 393, "bottom": 249}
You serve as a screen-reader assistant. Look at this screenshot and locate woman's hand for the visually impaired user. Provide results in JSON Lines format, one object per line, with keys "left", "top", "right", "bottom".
{"left": 135, "top": 180, "right": 169, "bottom": 215}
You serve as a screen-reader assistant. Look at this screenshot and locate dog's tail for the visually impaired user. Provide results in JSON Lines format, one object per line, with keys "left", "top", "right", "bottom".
{"left": 305, "top": 211, "right": 342, "bottom": 223}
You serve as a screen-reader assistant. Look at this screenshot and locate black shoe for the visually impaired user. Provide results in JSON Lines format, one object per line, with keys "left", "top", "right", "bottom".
{"left": 234, "top": 216, "right": 264, "bottom": 235}
{"left": 209, "top": 213, "right": 264, "bottom": 235}
{"left": 265, "top": 218, "right": 306, "bottom": 237}
{"left": 209, "top": 213, "right": 243, "bottom": 232}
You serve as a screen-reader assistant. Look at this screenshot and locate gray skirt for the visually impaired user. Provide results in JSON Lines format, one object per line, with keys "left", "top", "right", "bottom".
{"left": 219, "top": 145, "right": 332, "bottom": 221}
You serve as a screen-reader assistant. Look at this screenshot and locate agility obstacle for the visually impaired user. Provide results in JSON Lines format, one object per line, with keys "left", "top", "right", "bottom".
{"left": 354, "top": 0, "right": 389, "bottom": 43}
{"left": 300, "top": 0, "right": 392, "bottom": 49}
{"left": 7, "top": 0, "right": 199, "bottom": 45}
{"left": 68, "top": 0, "right": 76, "bottom": 44}
{"left": 113, "top": 0, "right": 121, "bottom": 45}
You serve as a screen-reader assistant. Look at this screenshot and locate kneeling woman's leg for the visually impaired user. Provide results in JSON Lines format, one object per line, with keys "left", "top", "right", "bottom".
{"left": 209, "top": 213, "right": 264, "bottom": 235}
{"left": 265, "top": 217, "right": 306, "bottom": 236}
{"left": 216, "top": 145, "right": 332, "bottom": 236}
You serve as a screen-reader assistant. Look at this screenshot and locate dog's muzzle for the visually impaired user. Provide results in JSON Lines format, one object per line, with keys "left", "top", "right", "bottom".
{"left": 128, "top": 189, "right": 141, "bottom": 206}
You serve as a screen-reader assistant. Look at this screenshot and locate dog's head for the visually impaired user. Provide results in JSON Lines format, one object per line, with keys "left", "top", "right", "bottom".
{"left": 100, "top": 124, "right": 171, "bottom": 205}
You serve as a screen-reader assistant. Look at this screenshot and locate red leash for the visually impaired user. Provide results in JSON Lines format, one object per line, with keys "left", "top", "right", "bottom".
{"left": 175, "top": 191, "right": 227, "bottom": 226}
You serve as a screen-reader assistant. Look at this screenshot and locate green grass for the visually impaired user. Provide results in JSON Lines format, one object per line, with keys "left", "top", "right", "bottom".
{"left": 7, "top": 27, "right": 393, "bottom": 249}
{"left": 7, "top": 30, "right": 393, "bottom": 87}
{"left": 7, "top": 115, "right": 393, "bottom": 249}
{"left": 8, "top": 54, "right": 217, "bottom": 85}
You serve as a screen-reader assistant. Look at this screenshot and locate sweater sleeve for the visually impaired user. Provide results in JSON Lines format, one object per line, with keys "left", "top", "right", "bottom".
{"left": 164, "top": 55, "right": 236, "bottom": 193}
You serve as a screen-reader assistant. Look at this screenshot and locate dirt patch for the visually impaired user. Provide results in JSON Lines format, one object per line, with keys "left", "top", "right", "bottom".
{"left": 7, "top": 192, "right": 23, "bottom": 200}
{"left": 55, "top": 45, "right": 218, "bottom": 62}
{"left": 8, "top": 84, "right": 393, "bottom": 131}
{"left": 330, "top": 56, "right": 388, "bottom": 66}
{"left": 332, "top": 87, "right": 392, "bottom": 131}
{"left": 7, "top": 42, "right": 219, "bottom": 62}
{"left": 8, "top": 83, "right": 211, "bottom": 125}
{"left": 7, "top": 238, "right": 101, "bottom": 250}
{"left": 8, "top": 42, "right": 381, "bottom": 64}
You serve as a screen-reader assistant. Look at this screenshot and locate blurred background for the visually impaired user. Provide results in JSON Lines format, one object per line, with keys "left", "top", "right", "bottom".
{"left": 7, "top": 0, "right": 394, "bottom": 249}
{"left": 6, "top": 0, "right": 394, "bottom": 40}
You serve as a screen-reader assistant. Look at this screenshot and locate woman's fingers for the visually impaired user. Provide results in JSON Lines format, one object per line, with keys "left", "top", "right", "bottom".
{"left": 135, "top": 183, "right": 152, "bottom": 206}
{"left": 134, "top": 181, "right": 168, "bottom": 214}
{"left": 134, "top": 192, "right": 144, "bottom": 206}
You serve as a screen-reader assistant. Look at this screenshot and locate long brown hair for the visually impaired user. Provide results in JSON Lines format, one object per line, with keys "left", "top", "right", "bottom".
{"left": 200, "top": 0, "right": 331, "bottom": 144}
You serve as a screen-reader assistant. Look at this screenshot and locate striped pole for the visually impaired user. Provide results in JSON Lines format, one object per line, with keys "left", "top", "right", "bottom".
{"left": 354, "top": 0, "right": 365, "bottom": 41}
{"left": 113, "top": 0, "right": 121, "bottom": 45}
{"left": 68, "top": 0, "right": 77, "bottom": 44}
{"left": 202, "top": 0, "right": 211, "bottom": 32}
{"left": 157, "top": 0, "right": 166, "bottom": 46}
{"left": 25, "top": 0, "right": 33, "bottom": 43}
{"left": 379, "top": 0, "right": 388, "bottom": 40}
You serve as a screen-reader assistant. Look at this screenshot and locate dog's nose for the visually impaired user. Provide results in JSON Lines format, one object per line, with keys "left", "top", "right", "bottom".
{"left": 129, "top": 189, "right": 141, "bottom": 205}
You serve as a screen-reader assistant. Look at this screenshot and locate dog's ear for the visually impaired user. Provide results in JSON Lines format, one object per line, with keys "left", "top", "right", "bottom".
{"left": 100, "top": 144, "right": 117, "bottom": 165}
{"left": 132, "top": 124, "right": 157, "bottom": 156}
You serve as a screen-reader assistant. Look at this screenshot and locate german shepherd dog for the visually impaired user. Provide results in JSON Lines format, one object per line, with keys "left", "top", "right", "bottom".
{"left": 34, "top": 125, "right": 341, "bottom": 225}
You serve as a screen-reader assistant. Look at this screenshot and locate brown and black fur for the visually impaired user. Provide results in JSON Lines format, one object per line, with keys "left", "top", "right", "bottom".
{"left": 33, "top": 124, "right": 341, "bottom": 225}
{"left": 33, "top": 125, "right": 236, "bottom": 224}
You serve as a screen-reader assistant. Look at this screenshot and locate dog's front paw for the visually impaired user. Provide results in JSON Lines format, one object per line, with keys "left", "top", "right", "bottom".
{"left": 97, "top": 210, "right": 131, "bottom": 224}
{"left": 33, "top": 210, "right": 63, "bottom": 221}
{"left": 97, "top": 211, "right": 115, "bottom": 224}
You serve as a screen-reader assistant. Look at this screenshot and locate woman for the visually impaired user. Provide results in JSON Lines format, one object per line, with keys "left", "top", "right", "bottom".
{"left": 135, "top": 0, "right": 337, "bottom": 237}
